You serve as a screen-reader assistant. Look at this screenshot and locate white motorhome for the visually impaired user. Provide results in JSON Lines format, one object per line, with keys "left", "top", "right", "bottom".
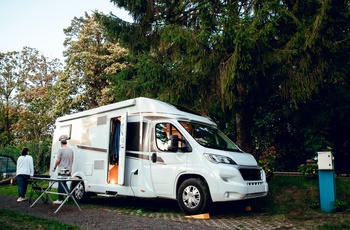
{"left": 50, "top": 97, "right": 268, "bottom": 214}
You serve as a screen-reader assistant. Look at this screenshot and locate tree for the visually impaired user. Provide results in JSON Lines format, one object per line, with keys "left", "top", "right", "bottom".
{"left": 0, "top": 51, "right": 26, "bottom": 147}
{"left": 0, "top": 47, "right": 63, "bottom": 172}
{"left": 102, "top": 0, "right": 350, "bottom": 159}
{"left": 102, "top": 0, "right": 277, "bottom": 152}
{"left": 12, "top": 47, "right": 62, "bottom": 141}
{"left": 54, "top": 11, "right": 128, "bottom": 116}
{"left": 100, "top": 1, "right": 225, "bottom": 115}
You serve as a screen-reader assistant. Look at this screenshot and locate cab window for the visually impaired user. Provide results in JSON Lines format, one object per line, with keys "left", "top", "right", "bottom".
{"left": 155, "top": 123, "right": 184, "bottom": 152}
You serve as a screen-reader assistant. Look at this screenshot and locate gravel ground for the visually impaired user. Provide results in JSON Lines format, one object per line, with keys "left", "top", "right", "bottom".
{"left": 11, "top": 192, "right": 349, "bottom": 230}
{"left": 0, "top": 193, "right": 306, "bottom": 230}
{"left": 0, "top": 195, "right": 224, "bottom": 230}
{"left": 3, "top": 177, "right": 350, "bottom": 229}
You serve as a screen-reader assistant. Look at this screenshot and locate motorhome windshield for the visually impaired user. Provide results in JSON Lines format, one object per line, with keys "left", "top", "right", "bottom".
{"left": 179, "top": 121, "right": 242, "bottom": 152}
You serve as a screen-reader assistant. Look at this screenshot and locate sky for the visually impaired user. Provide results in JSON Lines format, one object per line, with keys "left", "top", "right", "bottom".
{"left": 0, "top": 0, "right": 132, "bottom": 62}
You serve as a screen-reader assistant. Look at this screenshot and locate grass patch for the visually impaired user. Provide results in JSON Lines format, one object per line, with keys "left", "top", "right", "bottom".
{"left": 259, "top": 176, "right": 321, "bottom": 214}
{"left": 252, "top": 176, "right": 350, "bottom": 229}
{"left": 0, "top": 209, "right": 83, "bottom": 230}
{"left": 318, "top": 219, "right": 350, "bottom": 230}
{"left": 1, "top": 183, "right": 18, "bottom": 197}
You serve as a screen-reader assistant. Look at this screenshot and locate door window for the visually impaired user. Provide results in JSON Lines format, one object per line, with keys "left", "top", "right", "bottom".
{"left": 155, "top": 123, "right": 184, "bottom": 152}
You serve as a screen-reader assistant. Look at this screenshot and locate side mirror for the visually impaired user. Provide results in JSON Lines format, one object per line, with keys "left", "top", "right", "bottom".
{"left": 168, "top": 135, "right": 179, "bottom": 152}
{"left": 181, "top": 139, "right": 192, "bottom": 152}
{"left": 168, "top": 135, "right": 192, "bottom": 152}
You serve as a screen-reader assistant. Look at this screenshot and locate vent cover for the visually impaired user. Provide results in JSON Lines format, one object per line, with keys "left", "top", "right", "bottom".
{"left": 97, "top": 116, "right": 107, "bottom": 125}
{"left": 94, "top": 160, "right": 104, "bottom": 170}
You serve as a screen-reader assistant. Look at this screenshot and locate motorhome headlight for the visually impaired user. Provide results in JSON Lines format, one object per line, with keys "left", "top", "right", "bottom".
{"left": 204, "top": 153, "right": 237, "bottom": 165}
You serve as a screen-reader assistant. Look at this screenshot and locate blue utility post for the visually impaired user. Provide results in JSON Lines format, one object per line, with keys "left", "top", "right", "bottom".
{"left": 317, "top": 151, "right": 336, "bottom": 213}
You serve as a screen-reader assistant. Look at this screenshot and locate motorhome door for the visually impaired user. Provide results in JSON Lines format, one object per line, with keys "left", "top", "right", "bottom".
{"left": 118, "top": 112, "right": 127, "bottom": 185}
{"left": 150, "top": 121, "right": 188, "bottom": 197}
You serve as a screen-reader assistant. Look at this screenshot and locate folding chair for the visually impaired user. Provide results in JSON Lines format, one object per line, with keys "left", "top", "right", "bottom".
{"left": 29, "top": 177, "right": 49, "bottom": 204}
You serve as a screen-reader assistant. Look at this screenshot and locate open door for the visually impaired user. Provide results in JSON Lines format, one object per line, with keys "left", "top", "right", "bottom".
{"left": 118, "top": 112, "right": 127, "bottom": 185}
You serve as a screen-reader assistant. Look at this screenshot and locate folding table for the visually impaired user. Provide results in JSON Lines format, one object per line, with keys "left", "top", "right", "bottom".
{"left": 29, "top": 177, "right": 83, "bottom": 214}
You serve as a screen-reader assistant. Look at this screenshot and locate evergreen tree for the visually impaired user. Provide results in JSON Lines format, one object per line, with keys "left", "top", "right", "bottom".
{"left": 102, "top": 0, "right": 350, "bottom": 160}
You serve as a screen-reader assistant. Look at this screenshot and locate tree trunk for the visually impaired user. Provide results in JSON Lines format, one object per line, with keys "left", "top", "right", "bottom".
{"left": 235, "top": 106, "right": 253, "bottom": 154}
{"left": 234, "top": 81, "right": 254, "bottom": 155}
{"left": 0, "top": 177, "right": 16, "bottom": 185}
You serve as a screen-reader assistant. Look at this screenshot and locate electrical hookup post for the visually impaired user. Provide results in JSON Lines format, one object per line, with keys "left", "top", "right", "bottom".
{"left": 317, "top": 151, "right": 336, "bottom": 213}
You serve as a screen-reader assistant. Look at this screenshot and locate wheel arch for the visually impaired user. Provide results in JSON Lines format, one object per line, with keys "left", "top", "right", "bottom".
{"left": 70, "top": 172, "right": 85, "bottom": 189}
{"left": 176, "top": 173, "right": 211, "bottom": 201}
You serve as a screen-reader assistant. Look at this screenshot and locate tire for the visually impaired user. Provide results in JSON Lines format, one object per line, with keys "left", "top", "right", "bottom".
{"left": 177, "top": 178, "right": 210, "bottom": 215}
{"left": 71, "top": 180, "right": 90, "bottom": 202}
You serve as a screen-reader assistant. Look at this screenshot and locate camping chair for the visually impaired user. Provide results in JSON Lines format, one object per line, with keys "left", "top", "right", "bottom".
{"left": 29, "top": 175, "right": 50, "bottom": 204}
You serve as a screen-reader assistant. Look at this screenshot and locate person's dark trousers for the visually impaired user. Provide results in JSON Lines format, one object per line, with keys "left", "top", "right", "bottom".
{"left": 17, "top": 174, "right": 30, "bottom": 198}
{"left": 58, "top": 181, "right": 69, "bottom": 201}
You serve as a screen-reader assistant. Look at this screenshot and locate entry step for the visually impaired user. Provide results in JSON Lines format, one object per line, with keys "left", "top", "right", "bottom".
{"left": 97, "top": 191, "right": 118, "bottom": 197}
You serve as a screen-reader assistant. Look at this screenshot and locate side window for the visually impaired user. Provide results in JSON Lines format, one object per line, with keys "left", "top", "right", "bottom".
{"left": 126, "top": 122, "right": 148, "bottom": 151}
{"left": 155, "top": 123, "right": 184, "bottom": 152}
{"left": 126, "top": 122, "right": 140, "bottom": 151}
{"left": 59, "top": 124, "right": 72, "bottom": 140}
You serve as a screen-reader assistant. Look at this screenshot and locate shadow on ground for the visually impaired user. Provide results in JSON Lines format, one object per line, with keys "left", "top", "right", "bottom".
{"left": 81, "top": 195, "right": 264, "bottom": 218}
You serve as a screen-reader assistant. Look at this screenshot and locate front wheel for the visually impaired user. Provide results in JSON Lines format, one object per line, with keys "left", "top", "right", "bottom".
{"left": 177, "top": 178, "right": 210, "bottom": 215}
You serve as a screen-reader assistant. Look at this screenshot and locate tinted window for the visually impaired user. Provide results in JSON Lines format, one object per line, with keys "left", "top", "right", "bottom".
{"left": 126, "top": 122, "right": 140, "bottom": 151}
{"left": 0, "top": 155, "right": 16, "bottom": 173}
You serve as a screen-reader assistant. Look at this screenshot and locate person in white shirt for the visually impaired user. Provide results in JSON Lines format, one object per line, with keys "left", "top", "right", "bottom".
{"left": 16, "top": 148, "right": 34, "bottom": 202}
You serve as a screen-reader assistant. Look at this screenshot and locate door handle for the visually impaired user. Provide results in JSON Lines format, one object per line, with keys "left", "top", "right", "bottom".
{"left": 151, "top": 153, "right": 157, "bottom": 163}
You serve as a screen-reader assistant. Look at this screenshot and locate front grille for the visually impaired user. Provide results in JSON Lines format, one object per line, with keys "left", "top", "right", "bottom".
{"left": 239, "top": 168, "right": 262, "bottom": 181}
